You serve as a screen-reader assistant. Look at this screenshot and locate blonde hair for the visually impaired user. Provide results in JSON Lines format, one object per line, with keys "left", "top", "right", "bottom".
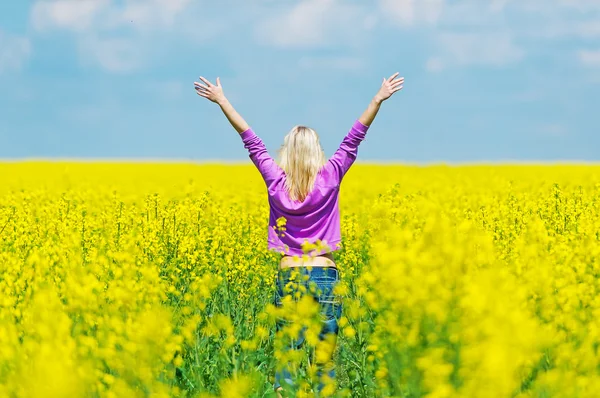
{"left": 277, "top": 125, "right": 327, "bottom": 202}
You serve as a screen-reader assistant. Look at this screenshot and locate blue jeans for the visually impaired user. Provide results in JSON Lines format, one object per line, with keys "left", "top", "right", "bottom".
{"left": 273, "top": 266, "right": 343, "bottom": 394}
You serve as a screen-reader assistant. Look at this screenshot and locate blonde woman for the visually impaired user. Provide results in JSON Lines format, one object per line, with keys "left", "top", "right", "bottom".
{"left": 194, "top": 73, "right": 404, "bottom": 396}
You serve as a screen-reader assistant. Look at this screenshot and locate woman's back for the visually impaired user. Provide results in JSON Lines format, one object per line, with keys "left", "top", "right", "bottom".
{"left": 240, "top": 120, "right": 370, "bottom": 256}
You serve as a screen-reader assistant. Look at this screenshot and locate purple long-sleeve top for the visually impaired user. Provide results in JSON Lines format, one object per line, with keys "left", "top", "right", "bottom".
{"left": 239, "top": 120, "right": 369, "bottom": 257}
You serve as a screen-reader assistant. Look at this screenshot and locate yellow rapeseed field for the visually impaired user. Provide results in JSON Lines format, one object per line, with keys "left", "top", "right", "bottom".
{"left": 0, "top": 162, "right": 599, "bottom": 397}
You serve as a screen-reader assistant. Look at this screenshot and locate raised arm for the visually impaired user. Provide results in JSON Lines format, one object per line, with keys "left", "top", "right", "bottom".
{"left": 329, "top": 73, "right": 404, "bottom": 181}
{"left": 359, "top": 72, "right": 404, "bottom": 126}
{"left": 328, "top": 120, "right": 370, "bottom": 181}
{"left": 194, "top": 76, "right": 249, "bottom": 133}
{"left": 194, "top": 76, "right": 282, "bottom": 183}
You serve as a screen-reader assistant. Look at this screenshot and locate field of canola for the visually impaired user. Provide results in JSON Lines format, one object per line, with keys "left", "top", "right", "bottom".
{"left": 0, "top": 162, "right": 599, "bottom": 398}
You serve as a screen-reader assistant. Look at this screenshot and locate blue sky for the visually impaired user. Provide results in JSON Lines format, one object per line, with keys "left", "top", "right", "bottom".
{"left": 0, "top": 0, "right": 598, "bottom": 162}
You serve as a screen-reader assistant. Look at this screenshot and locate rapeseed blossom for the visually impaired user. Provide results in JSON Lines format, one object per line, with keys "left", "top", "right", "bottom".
{"left": 0, "top": 162, "right": 598, "bottom": 397}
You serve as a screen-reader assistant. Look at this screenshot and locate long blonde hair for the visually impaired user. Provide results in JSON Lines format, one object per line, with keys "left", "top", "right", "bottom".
{"left": 277, "top": 125, "right": 327, "bottom": 202}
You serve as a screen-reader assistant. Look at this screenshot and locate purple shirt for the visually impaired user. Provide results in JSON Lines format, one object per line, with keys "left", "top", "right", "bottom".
{"left": 239, "top": 120, "right": 370, "bottom": 256}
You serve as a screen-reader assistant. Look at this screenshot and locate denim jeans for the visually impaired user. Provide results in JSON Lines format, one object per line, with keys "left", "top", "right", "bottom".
{"left": 272, "top": 266, "right": 343, "bottom": 394}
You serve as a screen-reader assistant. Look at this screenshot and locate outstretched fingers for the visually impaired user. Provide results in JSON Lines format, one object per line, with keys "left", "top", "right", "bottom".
{"left": 194, "top": 82, "right": 210, "bottom": 90}
{"left": 387, "top": 72, "right": 400, "bottom": 82}
{"left": 390, "top": 75, "right": 404, "bottom": 93}
{"left": 199, "top": 76, "right": 213, "bottom": 86}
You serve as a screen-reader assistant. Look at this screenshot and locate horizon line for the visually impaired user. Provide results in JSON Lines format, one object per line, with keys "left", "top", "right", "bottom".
{"left": 0, "top": 158, "right": 599, "bottom": 165}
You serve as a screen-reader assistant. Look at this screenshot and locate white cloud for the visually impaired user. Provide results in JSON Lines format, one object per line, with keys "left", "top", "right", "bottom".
{"left": 109, "top": 0, "right": 191, "bottom": 32}
{"left": 254, "top": 0, "right": 366, "bottom": 48}
{"left": 254, "top": 0, "right": 335, "bottom": 47}
{"left": 576, "top": 21, "right": 600, "bottom": 38}
{"left": 32, "top": 0, "right": 191, "bottom": 33}
{"left": 363, "top": 15, "right": 379, "bottom": 31}
{"left": 428, "top": 32, "right": 524, "bottom": 70}
{"left": 559, "top": 0, "right": 600, "bottom": 11}
{"left": 490, "top": 0, "right": 511, "bottom": 12}
{"left": 420, "top": 0, "right": 600, "bottom": 71}
{"left": 31, "top": 0, "right": 110, "bottom": 32}
{"left": 526, "top": 19, "right": 600, "bottom": 39}
{"left": 493, "top": 0, "right": 600, "bottom": 12}
{"left": 378, "top": 0, "right": 444, "bottom": 27}
{"left": 30, "top": 0, "right": 193, "bottom": 72}
{"left": 28, "top": 0, "right": 600, "bottom": 75}
{"left": 579, "top": 50, "right": 600, "bottom": 67}
{"left": 379, "top": 0, "right": 415, "bottom": 26}
{"left": 0, "top": 30, "right": 31, "bottom": 74}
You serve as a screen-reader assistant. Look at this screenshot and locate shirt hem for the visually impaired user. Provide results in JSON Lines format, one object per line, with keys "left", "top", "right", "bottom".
{"left": 268, "top": 239, "right": 342, "bottom": 256}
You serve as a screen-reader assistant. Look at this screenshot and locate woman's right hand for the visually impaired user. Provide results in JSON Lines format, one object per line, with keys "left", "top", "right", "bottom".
{"left": 374, "top": 72, "right": 404, "bottom": 103}
{"left": 194, "top": 76, "right": 227, "bottom": 105}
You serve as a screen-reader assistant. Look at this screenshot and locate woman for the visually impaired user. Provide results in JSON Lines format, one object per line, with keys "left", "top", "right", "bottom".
{"left": 194, "top": 72, "right": 404, "bottom": 396}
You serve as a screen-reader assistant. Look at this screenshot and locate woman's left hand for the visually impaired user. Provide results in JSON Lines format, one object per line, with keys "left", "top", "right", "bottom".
{"left": 374, "top": 72, "right": 404, "bottom": 103}
{"left": 194, "top": 76, "right": 226, "bottom": 105}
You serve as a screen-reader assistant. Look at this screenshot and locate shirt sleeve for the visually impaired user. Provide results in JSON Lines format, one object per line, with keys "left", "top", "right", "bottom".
{"left": 239, "top": 127, "right": 283, "bottom": 184}
{"left": 327, "top": 120, "right": 369, "bottom": 182}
